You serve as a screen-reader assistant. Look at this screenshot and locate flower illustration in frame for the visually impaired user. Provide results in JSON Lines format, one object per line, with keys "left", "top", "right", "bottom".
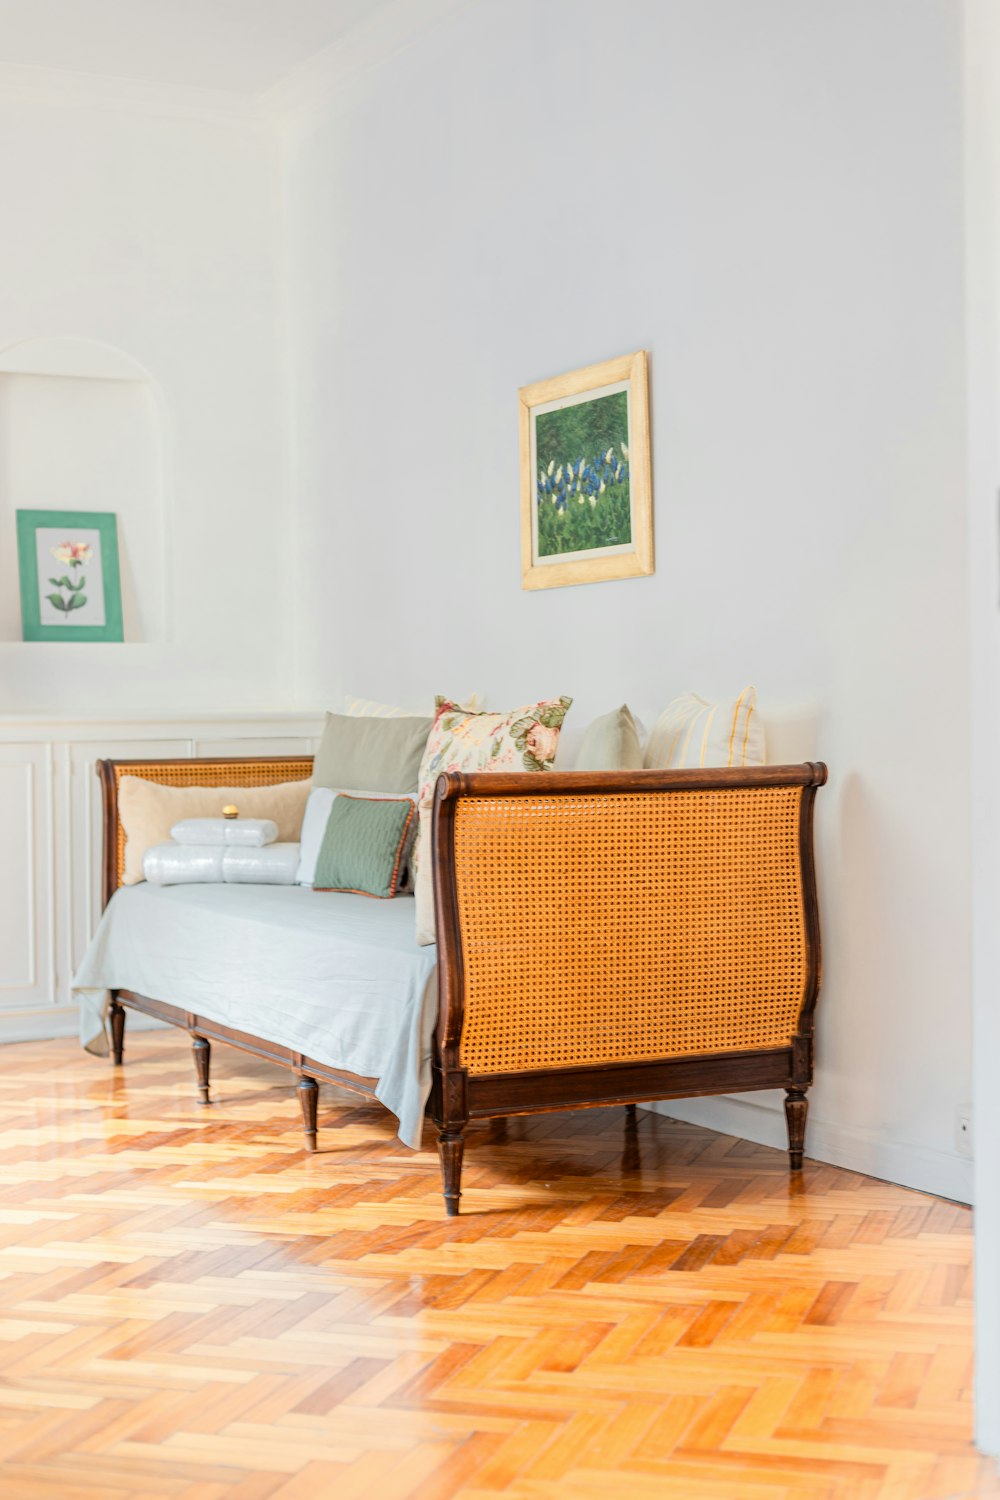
{"left": 46, "top": 539, "right": 95, "bottom": 615}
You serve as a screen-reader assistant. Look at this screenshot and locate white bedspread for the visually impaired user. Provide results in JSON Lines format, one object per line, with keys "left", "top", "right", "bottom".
{"left": 72, "top": 883, "right": 438, "bottom": 1149}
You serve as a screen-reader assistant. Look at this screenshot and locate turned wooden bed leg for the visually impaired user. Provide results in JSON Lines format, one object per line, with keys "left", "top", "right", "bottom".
{"left": 298, "top": 1076, "right": 319, "bottom": 1152}
{"left": 623, "top": 1102, "right": 641, "bottom": 1174}
{"left": 192, "top": 1035, "right": 211, "bottom": 1105}
{"left": 109, "top": 997, "right": 125, "bottom": 1066}
{"left": 785, "top": 1088, "right": 808, "bottom": 1171}
{"left": 438, "top": 1128, "right": 465, "bottom": 1217}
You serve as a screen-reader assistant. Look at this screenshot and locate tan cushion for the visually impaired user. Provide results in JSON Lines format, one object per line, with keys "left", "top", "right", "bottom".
{"left": 119, "top": 776, "right": 312, "bottom": 885}
{"left": 574, "top": 704, "right": 643, "bottom": 771}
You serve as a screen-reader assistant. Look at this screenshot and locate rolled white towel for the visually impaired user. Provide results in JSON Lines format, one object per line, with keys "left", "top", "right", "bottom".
{"left": 221, "top": 843, "right": 300, "bottom": 885}
{"left": 144, "top": 844, "right": 226, "bottom": 885}
{"left": 171, "top": 817, "right": 278, "bottom": 847}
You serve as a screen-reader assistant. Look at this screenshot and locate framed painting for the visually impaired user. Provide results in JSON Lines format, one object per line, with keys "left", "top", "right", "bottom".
{"left": 519, "top": 349, "right": 653, "bottom": 590}
{"left": 16, "top": 509, "right": 123, "bottom": 642}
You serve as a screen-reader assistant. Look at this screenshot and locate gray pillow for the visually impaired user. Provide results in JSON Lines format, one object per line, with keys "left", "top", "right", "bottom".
{"left": 312, "top": 712, "right": 433, "bottom": 793}
{"left": 574, "top": 704, "right": 643, "bottom": 771}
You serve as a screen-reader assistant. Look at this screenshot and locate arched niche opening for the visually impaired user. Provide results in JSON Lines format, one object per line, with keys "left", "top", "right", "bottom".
{"left": 0, "top": 337, "right": 167, "bottom": 644}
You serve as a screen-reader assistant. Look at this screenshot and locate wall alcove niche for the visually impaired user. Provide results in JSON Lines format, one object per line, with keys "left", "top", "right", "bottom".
{"left": 0, "top": 337, "right": 167, "bottom": 647}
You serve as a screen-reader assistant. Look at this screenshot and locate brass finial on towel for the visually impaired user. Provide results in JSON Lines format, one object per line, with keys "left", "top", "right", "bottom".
{"left": 222, "top": 805, "right": 239, "bottom": 819}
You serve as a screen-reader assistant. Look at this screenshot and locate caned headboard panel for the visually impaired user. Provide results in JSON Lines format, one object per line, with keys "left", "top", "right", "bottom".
{"left": 97, "top": 757, "right": 314, "bottom": 907}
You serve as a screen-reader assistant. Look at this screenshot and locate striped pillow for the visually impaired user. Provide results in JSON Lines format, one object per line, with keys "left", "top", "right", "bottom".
{"left": 643, "top": 687, "right": 764, "bottom": 770}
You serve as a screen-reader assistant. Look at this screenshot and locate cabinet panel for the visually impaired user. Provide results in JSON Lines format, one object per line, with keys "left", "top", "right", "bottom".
{"left": 0, "top": 744, "right": 52, "bottom": 1008}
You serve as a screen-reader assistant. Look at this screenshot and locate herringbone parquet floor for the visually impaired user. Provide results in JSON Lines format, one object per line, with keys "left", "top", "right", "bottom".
{"left": 0, "top": 1033, "right": 995, "bottom": 1500}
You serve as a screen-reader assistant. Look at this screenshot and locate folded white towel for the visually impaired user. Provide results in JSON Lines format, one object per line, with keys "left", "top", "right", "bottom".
{"left": 144, "top": 844, "right": 225, "bottom": 885}
{"left": 221, "top": 844, "right": 300, "bottom": 885}
{"left": 144, "top": 842, "right": 300, "bottom": 886}
{"left": 170, "top": 817, "right": 279, "bottom": 847}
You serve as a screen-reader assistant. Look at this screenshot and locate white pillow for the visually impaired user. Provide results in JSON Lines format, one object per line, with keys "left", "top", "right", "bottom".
{"left": 643, "top": 687, "right": 765, "bottom": 769}
{"left": 296, "top": 786, "right": 418, "bottom": 886}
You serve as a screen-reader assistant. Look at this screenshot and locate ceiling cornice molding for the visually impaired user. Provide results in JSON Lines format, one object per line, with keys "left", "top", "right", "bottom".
{"left": 0, "top": 0, "right": 471, "bottom": 131}
{"left": 0, "top": 59, "right": 261, "bottom": 126}
{"left": 261, "top": 0, "right": 469, "bottom": 130}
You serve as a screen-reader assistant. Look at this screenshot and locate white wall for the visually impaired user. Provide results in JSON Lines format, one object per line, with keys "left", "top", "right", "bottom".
{"left": 0, "top": 85, "right": 291, "bottom": 716}
{"left": 965, "top": 0, "right": 1000, "bottom": 1458}
{"left": 283, "top": 0, "right": 972, "bottom": 1199}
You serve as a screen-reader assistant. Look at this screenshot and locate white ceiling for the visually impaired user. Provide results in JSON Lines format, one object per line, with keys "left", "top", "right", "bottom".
{"left": 0, "top": 0, "right": 390, "bottom": 94}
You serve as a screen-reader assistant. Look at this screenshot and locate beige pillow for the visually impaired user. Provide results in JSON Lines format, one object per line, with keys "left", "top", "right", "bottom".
{"left": 344, "top": 694, "right": 427, "bottom": 718}
{"left": 119, "top": 776, "right": 312, "bottom": 885}
{"left": 574, "top": 704, "right": 643, "bottom": 771}
{"left": 344, "top": 693, "right": 484, "bottom": 717}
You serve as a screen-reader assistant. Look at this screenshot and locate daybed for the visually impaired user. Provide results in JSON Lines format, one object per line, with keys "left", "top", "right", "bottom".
{"left": 80, "top": 755, "right": 827, "bottom": 1214}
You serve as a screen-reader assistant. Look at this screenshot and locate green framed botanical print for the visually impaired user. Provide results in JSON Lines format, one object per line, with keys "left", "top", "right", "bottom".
{"left": 16, "top": 510, "right": 123, "bottom": 642}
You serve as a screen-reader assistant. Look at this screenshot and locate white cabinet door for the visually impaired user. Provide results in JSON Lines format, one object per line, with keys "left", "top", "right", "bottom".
{"left": 0, "top": 743, "right": 52, "bottom": 1010}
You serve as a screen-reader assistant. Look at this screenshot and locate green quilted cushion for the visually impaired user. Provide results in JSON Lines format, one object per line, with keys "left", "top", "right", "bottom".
{"left": 313, "top": 793, "right": 417, "bottom": 899}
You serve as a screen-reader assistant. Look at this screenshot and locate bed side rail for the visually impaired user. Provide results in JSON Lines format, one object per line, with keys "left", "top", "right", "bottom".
{"left": 96, "top": 755, "right": 314, "bottom": 908}
{"left": 432, "top": 763, "right": 826, "bottom": 1080}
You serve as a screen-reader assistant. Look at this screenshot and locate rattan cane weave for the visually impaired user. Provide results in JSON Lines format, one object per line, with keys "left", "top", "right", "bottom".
{"left": 452, "top": 785, "right": 808, "bottom": 1076}
{"left": 109, "top": 759, "right": 313, "bottom": 890}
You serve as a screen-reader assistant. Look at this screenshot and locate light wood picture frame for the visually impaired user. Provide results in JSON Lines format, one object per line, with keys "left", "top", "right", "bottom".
{"left": 519, "top": 350, "right": 652, "bottom": 590}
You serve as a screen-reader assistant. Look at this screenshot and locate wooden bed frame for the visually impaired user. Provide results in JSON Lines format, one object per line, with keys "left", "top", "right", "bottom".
{"left": 97, "top": 757, "right": 826, "bottom": 1214}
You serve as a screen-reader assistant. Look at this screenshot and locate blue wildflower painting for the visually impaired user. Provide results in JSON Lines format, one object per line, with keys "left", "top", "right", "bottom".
{"left": 535, "top": 390, "right": 631, "bottom": 559}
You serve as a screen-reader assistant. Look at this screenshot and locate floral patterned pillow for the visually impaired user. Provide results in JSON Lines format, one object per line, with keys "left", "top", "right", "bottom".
{"left": 414, "top": 695, "right": 573, "bottom": 945}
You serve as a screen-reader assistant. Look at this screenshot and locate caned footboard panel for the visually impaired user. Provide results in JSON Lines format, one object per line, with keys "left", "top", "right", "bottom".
{"left": 432, "top": 765, "right": 824, "bottom": 1101}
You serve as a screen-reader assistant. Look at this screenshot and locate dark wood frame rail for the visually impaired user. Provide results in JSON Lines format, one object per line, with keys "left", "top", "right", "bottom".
{"left": 97, "top": 757, "right": 826, "bottom": 1215}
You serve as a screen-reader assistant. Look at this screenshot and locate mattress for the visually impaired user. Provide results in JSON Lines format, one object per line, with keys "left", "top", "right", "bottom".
{"left": 72, "top": 882, "right": 438, "bottom": 1150}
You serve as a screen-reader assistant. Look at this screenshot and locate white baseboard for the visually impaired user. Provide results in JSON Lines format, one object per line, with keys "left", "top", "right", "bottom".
{"left": 0, "top": 1004, "right": 167, "bottom": 1046}
{"left": 650, "top": 1094, "right": 974, "bottom": 1205}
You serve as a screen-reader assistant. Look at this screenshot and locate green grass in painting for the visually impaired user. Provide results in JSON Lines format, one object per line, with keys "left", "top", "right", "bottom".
{"left": 535, "top": 390, "right": 631, "bottom": 558}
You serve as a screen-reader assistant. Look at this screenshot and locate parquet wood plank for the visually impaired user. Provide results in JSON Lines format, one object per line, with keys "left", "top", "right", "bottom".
{"left": 462, "top": 1417, "right": 561, "bottom": 1491}
{"left": 0, "top": 1033, "right": 996, "bottom": 1499}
